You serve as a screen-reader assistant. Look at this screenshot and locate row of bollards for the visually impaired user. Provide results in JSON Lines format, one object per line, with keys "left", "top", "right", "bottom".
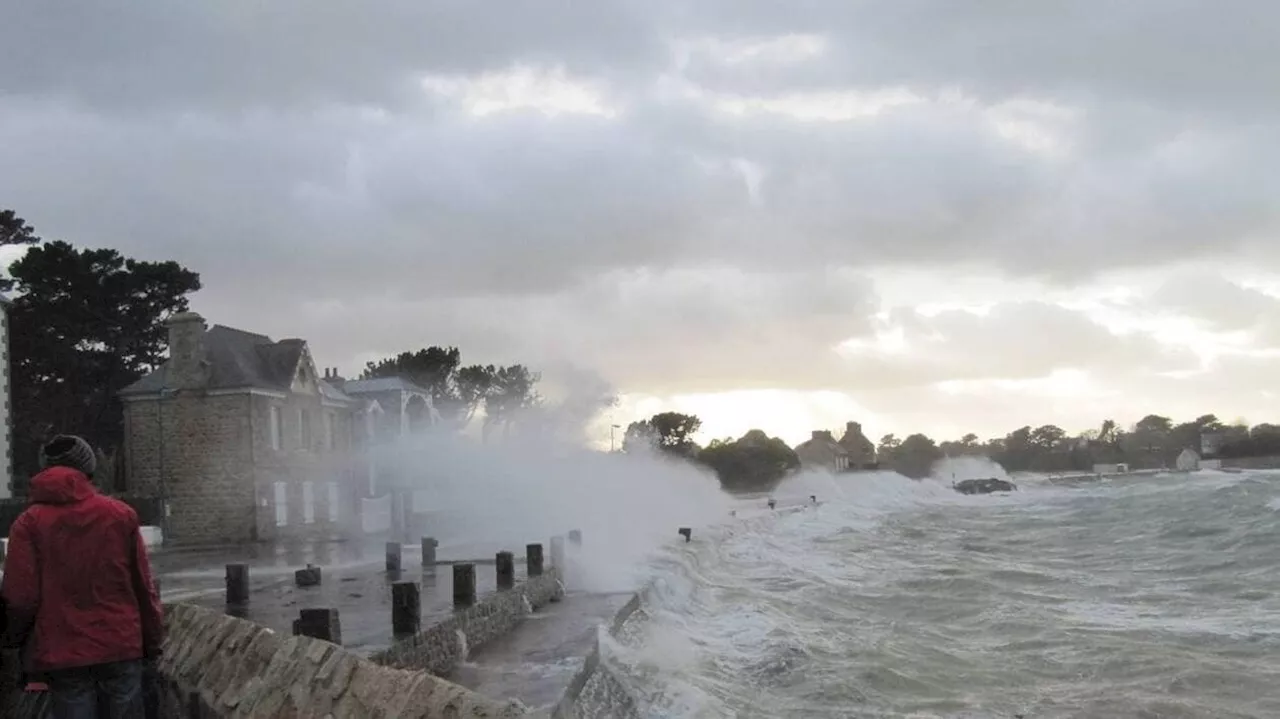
{"left": 246, "top": 530, "right": 586, "bottom": 645}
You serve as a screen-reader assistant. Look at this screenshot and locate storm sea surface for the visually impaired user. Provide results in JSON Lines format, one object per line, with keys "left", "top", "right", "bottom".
{"left": 572, "top": 466, "right": 1280, "bottom": 718}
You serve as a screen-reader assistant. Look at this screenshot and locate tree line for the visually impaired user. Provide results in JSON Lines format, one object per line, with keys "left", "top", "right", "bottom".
{"left": 1, "top": 207, "right": 541, "bottom": 489}
{"left": 622, "top": 410, "right": 1280, "bottom": 490}
{"left": 622, "top": 413, "right": 800, "bottom": 492}
{"left": 360, "top": 348, "right": 540, "bottom": 440}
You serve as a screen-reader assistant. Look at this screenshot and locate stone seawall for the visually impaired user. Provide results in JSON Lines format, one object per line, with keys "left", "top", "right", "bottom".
{"left": 5, "top": 602, "right": 528, "bottom": 718}
{"left": 552, "top": 502, "right": 817, "bottom": 719}
{"left": 372, "top": 566, "right": 565, "bottom": 675}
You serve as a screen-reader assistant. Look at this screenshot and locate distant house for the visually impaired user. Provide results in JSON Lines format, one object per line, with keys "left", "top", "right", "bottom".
{"left": 329, "top": 374, "right": 440, "bottom": 499}
{"left": 836, "top": 421, "right": 877, "bottom": 469}
{"left": 1200, "top": 433, "right": 1223, "bottom": 458}
{"left": 795, "top": 430, "right": 851, "bottom": 473}
{"left": 1175, "top": 448, "right": 1201, "bottom": 471}
{"left": 0, "top": 293, "right": 9, "bottom": 499}
{"left": 119, "top": 312, "right": 372, "bottom": 545}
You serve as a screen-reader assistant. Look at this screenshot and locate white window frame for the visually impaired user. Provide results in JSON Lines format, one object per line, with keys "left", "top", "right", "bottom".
{"left": 273, "top": 481, "right": 288, "bottom": 527}
{"left": 269, "top": 406, "right": 282, "bottom": 451}
{"left": 302, "top": 481, "right": 315, "bottom": 524}
{"left": 327, "top": 482, "right": 340, "bottom": 523}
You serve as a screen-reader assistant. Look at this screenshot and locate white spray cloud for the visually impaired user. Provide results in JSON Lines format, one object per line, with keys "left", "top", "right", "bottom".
{"left": 381, "top": 429, "right": 733, "bottom": 593}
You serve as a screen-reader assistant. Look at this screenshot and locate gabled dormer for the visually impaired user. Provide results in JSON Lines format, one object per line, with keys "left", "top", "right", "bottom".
{"left": 288, "top": 343, "right": 322, "bottom": 395}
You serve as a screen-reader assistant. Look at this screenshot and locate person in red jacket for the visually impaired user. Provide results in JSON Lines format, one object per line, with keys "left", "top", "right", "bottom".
{"left": 1, "top": 435, "right": 164, "bottom": 719}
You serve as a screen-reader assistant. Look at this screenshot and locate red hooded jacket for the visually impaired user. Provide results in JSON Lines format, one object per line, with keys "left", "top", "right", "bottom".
{"left": 0, "top": 466, "right": 164, "bottom": 673}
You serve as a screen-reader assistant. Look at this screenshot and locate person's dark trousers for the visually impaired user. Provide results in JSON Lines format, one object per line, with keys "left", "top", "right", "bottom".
{"left": 45, "top": 659, "right": 144, "bottom": 719}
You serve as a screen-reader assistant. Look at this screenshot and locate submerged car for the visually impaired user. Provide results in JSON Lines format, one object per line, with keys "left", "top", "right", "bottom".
{"left": 952, "top": 477, "right": 1017, "bottom": 495}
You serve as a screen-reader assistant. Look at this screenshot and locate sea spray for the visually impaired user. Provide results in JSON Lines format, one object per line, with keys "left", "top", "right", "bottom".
{"left": 377, "top": 427, "right": 732, "bottom": 595}
{"left": 455, "top": 629, "right": 469, "bottom": 661}
{"left": 931, "top": 454, "right": 1011, "bottom": 481}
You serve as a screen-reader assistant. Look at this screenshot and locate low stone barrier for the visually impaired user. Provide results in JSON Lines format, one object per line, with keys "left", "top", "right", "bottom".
{"left": 4, "top": 603, "right": 528, "bottom": 718}
{"left": 553, "top": 501, "right": 818, "bottom": 718}
{"left": 371, "top": 566, "right": 565, "bottom": 675}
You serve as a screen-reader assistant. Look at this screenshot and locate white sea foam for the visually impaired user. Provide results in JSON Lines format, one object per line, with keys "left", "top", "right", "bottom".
{"left": 572, "top": 469, "right": 1280, "bottom": 718}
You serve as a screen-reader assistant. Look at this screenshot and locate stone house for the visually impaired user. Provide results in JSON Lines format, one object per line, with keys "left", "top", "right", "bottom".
{"left": 836, "top": 421, "right": 877, "bottom": 469}
{"left": 794, "top": 430, "right": 851, "bottom": 473}
{"left": 327, "top": 374, "right": 440, "bottom": 534}
{"left": 119, "top": 312, "right": 371, "bottom": 545}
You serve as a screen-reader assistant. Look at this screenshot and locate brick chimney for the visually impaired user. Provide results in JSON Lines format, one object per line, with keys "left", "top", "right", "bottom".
{"left": 165, "top": 311, "right": 208, "bottom": 389}
{"left": 846, "top": 421, "right": 861, "bottom": 435}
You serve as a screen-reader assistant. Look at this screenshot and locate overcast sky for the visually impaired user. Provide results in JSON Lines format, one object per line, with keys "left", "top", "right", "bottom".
{"left": 3, "top": 1, "right": 1278, "bottom": 446}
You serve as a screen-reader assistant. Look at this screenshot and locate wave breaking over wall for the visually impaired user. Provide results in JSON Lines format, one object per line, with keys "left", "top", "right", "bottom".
{"left": 552, "top": 500, "right": 820, "bottom": 719}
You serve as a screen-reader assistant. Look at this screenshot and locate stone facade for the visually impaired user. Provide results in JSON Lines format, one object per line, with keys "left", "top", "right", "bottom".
{"left": 371, "top": 567, "right": 565, "bottom": 675}
{"left": 837, "top": 421, "right": 877, "bottom": 468}
{"left": 794, "top": 421, "right": 878, "bottom": 473}
{"left": 119, "top": 313, "right": 366, "bottom": 545}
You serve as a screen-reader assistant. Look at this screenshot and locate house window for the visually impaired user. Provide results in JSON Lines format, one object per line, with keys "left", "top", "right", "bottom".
{"left": 302, "top": 481, "right": 315, "bottom": 524}
{"left": 299, "top": 408, "right": 312, "bottom": 450}
{"left": 269, "top": 406, "right": 282, "bottom": 451}
{"left": 273, "top": 482, "right": 288, "bottom": 527}
{"left": 327, "top": 482, "right": 340, "bottom": 523}
{"left": 325, "top": 411, "right": 336, "bottom": 451}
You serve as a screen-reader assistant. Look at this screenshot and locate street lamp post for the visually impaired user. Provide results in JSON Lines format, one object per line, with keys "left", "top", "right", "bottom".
{"left": 157, "top": 387, "right": 177, "bottom": 537}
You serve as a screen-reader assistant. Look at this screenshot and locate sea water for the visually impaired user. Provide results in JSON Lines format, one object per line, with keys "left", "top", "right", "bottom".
{"left": 578, "top": 468, "right": 1280, "bottom": 718}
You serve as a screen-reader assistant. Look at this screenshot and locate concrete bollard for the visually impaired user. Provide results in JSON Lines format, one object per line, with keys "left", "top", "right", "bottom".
{"left": 767, "top": 499, "right": 776, "bottom": 510}
{"left": 225, "top": 563, "right": 250, "bottom": 605}
{"left": 496, "top": 551, "right": 515, "bottom": 590}
{"left": 678, "top": 527, "right": 692, "bottom": 542}
{"left": 293, "top": 608, "right": 342, "bottom": 644}
{"left": 294, "top": 564, "right": 322, "bottom": 587}
{"left": 568, "top": 529, "right": 582, "bottom": 546}
{"left": 421, "top": 536, "right": 438, "bottom": 567}
{"left": 526, "top": 543, "right": 544, "bottom": 577}
{"left": 385, "top": 542, "right": 402, "bottom": 574}
{"left": 391, "top": 581, "right": 422, "bottom": 636}
{"left": 550, "top": 535, "right": 566, "bottom": 569}
{"left": 453, "top": 563, "right": 477, "bottom": 608}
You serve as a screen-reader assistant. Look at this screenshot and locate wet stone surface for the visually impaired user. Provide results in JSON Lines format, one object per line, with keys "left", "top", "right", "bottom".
{"left": 153, "top": 539, "right": 530, "bottom": 655}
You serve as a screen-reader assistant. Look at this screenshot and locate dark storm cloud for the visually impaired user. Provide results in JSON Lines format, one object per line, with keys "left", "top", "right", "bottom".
{"left": 2, "top": 1, "right": 1277, "bottom": 397}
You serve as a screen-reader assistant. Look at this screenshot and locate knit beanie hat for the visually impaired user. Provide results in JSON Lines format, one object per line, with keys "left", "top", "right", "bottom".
{"left": 41, "top": 434, "right": 97, "bottom": 477}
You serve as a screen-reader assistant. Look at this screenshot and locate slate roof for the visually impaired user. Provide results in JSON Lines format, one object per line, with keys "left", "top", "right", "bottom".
{"left": 340, "top": 377, "right": 431, "bottom": 395}
{"left": 120, "top": 324, "right": 351, "bottom": 403}
{"left": 795, "top": 430, "right": 850, "bottom": 455}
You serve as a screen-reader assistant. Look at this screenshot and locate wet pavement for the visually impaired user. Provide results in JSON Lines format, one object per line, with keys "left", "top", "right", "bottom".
{"left": 153, "top": 538, "right": 532, "bottom": 655}
{"left": 449, "top": 590, "right": 636, "bottom": 712}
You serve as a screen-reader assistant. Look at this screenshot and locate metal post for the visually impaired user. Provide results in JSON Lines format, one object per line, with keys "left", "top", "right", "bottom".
{"left": 293, "top": 608, "right": 342, "bottom": 644}
{"left": 225, "top": 563, "right": 249, "bottom": 605}
{"left": 453, "top": 563, "right": 477, "bottom": 608}
{"left": 526, "top": 543, "right": 544, "bottom": 577}
{"left": 495, "top": 551, "right": 515, "bottom": 590}
{"left": 391, "top": 581, "right": 421, "bottom": 635}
